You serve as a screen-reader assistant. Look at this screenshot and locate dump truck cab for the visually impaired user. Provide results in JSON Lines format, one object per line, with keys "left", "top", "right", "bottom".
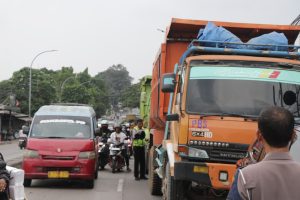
{"left": 149, "top": 18, "right": 300, "bottom": 199}
{"left": 163, "top": 54, "right": 300, "bottom": 192}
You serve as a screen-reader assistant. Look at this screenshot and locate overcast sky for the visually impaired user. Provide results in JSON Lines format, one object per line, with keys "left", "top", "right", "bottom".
{"left": 1, "top": 0, "right": 299, "bottom": 82}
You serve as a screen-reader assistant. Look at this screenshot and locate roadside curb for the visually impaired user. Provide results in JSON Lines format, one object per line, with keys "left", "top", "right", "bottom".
{"left": 0, "top": 140, "right": 18, "bottom": 145}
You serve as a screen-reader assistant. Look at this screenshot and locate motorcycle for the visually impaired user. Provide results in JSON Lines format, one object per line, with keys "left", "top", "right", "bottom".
{"left": 108, "top": 142, "right": 126, "bottom": 173}
{"left": 18, "top": 137, "right": 27, "bottom": 149}
{"left": 98, "top": 137, "right": 110, "bottom": 170}
{"left": 126, "top": 138, "right": 133, "bottom": 158}
{"left": 18, "top": 130, "right": 27, "bottom": 150}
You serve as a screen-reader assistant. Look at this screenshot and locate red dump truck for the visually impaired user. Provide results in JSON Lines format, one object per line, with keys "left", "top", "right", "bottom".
{"left": 148, "top": 18, "right": 300, "bottom": 199}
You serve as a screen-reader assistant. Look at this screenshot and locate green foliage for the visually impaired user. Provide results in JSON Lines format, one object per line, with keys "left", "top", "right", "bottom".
{"left": 0, "top": 64, "right": 140, "bottom": 117}
{"left": 95, "top": 64, "right": 133, "bottom": 107}
{"left": 121, "top": 82, "right": 141, "bottom": 108}
{"left": 9, "top": 67, "right": 57, "bottom": 114}
{"left": 0, "top": 80, "right": 13, "bottom": 103}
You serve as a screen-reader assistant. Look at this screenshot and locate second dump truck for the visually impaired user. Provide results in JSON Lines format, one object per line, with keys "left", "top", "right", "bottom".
{"left": 148, "top": 18, "right": 300, "bottom": 199}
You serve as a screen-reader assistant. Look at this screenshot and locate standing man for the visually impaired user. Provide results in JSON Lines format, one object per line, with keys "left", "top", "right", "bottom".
{"left": 236, "top": 106, "right": 300, "bottom": 200}
{"left": 132, "top": 119, "right": 147, "bottom": 180}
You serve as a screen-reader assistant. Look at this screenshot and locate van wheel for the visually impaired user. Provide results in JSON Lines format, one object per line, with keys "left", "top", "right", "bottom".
{"left": 94, "top": 169, "right": 98, "bottom": 179}
{"left": 86, "top": 179, "right": 94, "bottom": 189}
{"left": 24, "top": 179, "right": 32, "bottom": 187}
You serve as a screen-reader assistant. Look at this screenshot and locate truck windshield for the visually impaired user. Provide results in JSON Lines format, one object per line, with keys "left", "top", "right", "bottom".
{"left": 186, "top": 66, "right": 300, "bottom": 117}
{"left": 30, "top": 115, "right": 92, "bottom": 139}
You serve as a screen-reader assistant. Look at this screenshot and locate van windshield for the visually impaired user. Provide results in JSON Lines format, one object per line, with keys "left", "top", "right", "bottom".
{"left": 30, "top": 115, "right": 91, "bottom": 139}
{"left": 186, "top": 66, "right": 300, "bottom": 117}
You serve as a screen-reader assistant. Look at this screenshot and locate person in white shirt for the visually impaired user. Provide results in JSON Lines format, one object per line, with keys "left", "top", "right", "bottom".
{"left": 110, "top": 124, "right": 131, "bottom": 171}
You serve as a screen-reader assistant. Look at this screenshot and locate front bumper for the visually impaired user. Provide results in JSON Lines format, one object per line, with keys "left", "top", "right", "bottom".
{"left": 174, "top": 161, "right": 236, "bottom": 190}
{"left": 23, "top": 158, "right": 96, "bottom": 180}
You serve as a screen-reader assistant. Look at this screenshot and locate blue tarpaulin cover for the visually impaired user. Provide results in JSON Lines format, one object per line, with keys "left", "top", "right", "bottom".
{"left": 197, "top": 22, "right": 243, "bottom": 48}
{"left": 246, "top": 31, "right": 288, "bottom": 51}
{"left": 197, "top": 22, "right": 289, "bottom": 51}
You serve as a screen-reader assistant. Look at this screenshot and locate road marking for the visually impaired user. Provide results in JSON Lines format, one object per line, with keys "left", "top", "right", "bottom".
{"left": 117, "top": 179, "right": 124, "bottom": 192}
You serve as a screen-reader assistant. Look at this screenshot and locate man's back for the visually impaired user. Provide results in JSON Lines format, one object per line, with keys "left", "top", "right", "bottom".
{"left": 238, "top": 152, "right": 300, "bottom": 200}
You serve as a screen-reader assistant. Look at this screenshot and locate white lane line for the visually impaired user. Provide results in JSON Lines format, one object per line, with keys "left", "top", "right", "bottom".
{"left": 117, "top": 179, "right": 124, "bottom": 192}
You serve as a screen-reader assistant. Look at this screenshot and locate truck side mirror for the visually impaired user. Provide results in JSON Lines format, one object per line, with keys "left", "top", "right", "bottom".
{"left": 22, "top": 126, "right": 30, "bottom": 135}
{"left": 166, "top": 113, "right": 179, "bottom": 121}
{"left": 161, "top": 73, "right": 176, "bottom": 93}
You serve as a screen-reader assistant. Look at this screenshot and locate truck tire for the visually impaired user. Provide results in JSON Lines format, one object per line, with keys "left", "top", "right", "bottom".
{"left": 148, "top": 147, "right": 162, "bottom": 195}
{"left": 163, "top": 162, "right": 186, "bottom": 200}
{"left": 23, "top": 179, "right": 32, "bottom": 187}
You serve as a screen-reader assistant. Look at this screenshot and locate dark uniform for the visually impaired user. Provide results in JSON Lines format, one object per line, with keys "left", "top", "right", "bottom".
{"left": 132, "top": 126, "right": 146, "bottom": 180}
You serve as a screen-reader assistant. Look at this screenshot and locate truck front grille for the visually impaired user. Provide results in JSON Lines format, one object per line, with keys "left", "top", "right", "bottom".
{"left": 188, "top": 140, "right": 249, "bottom": 163}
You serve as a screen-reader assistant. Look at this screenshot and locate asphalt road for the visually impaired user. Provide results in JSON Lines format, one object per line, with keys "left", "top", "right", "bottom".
{"left": 25, "top": 159, "right": 162, "bottom": 200}
{"left": 0, "top": 140, "right": 23, "bottom": 166}
{"left": 0, "top": 141, "right": 225, "bottom": 200}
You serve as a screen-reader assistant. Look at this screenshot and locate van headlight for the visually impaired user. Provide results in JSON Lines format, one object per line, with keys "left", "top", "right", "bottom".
{"left": 78, "top": 151, "right": 96, "bottom": 159}
{"left": 188, "top": 148, "right": 209, "bottom": 159}
{"left": 23, "top": 150, "right": 39, "bottom": 159}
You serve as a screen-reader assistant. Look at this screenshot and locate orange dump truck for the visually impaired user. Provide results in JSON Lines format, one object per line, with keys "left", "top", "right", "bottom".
{"left": 148, "top": 18, "right": 300, "bottom": 199}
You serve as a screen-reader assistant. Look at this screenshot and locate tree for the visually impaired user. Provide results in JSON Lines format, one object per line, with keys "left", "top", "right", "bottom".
{"left": 95, "top": 64, "right": 133, "bottom": 109}
{"left": 0, "top": 64, "right": 137, "bottom": 117}
{"left": 0, "top": 80, "right": 13, "bottom": 103}
{"left": 10, "top": 67, "right": 56, "bottom": 114}
{"left": 121, "top": 82, "right": 141, "bottom": 108}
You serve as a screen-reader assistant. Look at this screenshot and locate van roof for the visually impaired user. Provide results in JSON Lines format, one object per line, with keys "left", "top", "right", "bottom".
{"left": 35, "top": 105, "right": 96, "bottom": 117}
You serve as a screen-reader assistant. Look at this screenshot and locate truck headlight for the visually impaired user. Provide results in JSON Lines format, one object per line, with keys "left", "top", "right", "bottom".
{"left": 188, "top": 148, "right": 209, "bottom": 159}
{"left": 78, "top": 151, "right": 96, "bottom": 159}
{"left": 23, "top": 150, "right": 39, "bottom": 159}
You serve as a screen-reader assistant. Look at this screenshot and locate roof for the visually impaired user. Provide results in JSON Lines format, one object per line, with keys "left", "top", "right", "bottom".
{"left": 0, "top": 104, "right": 20, "bottom": 112}
{"left": 166, "top": 18, "right": 300, "bottom": 44}
{"left": 35, "top": 105, "right": 96, "bottom": 117}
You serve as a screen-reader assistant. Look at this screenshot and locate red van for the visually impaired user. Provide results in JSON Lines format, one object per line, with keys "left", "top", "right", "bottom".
{"left": 22, "top": 104, "right": 99, "bottom": 188}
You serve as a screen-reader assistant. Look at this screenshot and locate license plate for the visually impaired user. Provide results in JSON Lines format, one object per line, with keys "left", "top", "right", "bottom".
{"left": 48, "top": 171, "right": 69, "bottom": 178}
{"left": 193, "top": 166, "right": 208, "bottom": 174}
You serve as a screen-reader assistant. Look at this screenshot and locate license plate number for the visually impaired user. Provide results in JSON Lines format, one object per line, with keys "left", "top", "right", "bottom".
{"left": 48, "top": 171, "right": 69, "bottom": 178}
{"left": 193, "top": 166, "right": 208, "bottom": 174}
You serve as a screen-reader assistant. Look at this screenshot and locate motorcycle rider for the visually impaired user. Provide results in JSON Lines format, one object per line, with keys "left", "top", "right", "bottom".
{"left": 97, "top": 120, "right": 112, "bottom": 139}
{"left": 110, "top": 124, "right": 131, "bottom": 171}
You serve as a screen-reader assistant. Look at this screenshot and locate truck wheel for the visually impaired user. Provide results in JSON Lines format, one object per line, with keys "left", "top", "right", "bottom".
{"left": 23, "top": 179, "right": 32, "bottom": 187}
{"left": 86, "top": 179, "right": 94, "bottom": 189}
{"left": 148, "top": 147, "right": 162, "bottom": 195}
{"left": 163, "top": 162, "right": 186, "bottom": 200}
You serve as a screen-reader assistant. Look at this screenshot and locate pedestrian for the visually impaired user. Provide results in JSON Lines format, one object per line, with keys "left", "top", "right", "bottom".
{"left": 132, "top": 119, "right": 147, "bottom": 180}
{"left": 231, "top": 106, "right": 300, "bottom": 200}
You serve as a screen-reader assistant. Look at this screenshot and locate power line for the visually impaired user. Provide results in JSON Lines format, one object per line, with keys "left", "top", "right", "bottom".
{"left": 291, "top": 14, "right": 300, "bottom": 25}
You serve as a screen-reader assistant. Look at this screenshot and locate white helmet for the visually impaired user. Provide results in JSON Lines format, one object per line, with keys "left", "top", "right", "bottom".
{"left": 100, "top": 120, "right": 108, "bottom": 125}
